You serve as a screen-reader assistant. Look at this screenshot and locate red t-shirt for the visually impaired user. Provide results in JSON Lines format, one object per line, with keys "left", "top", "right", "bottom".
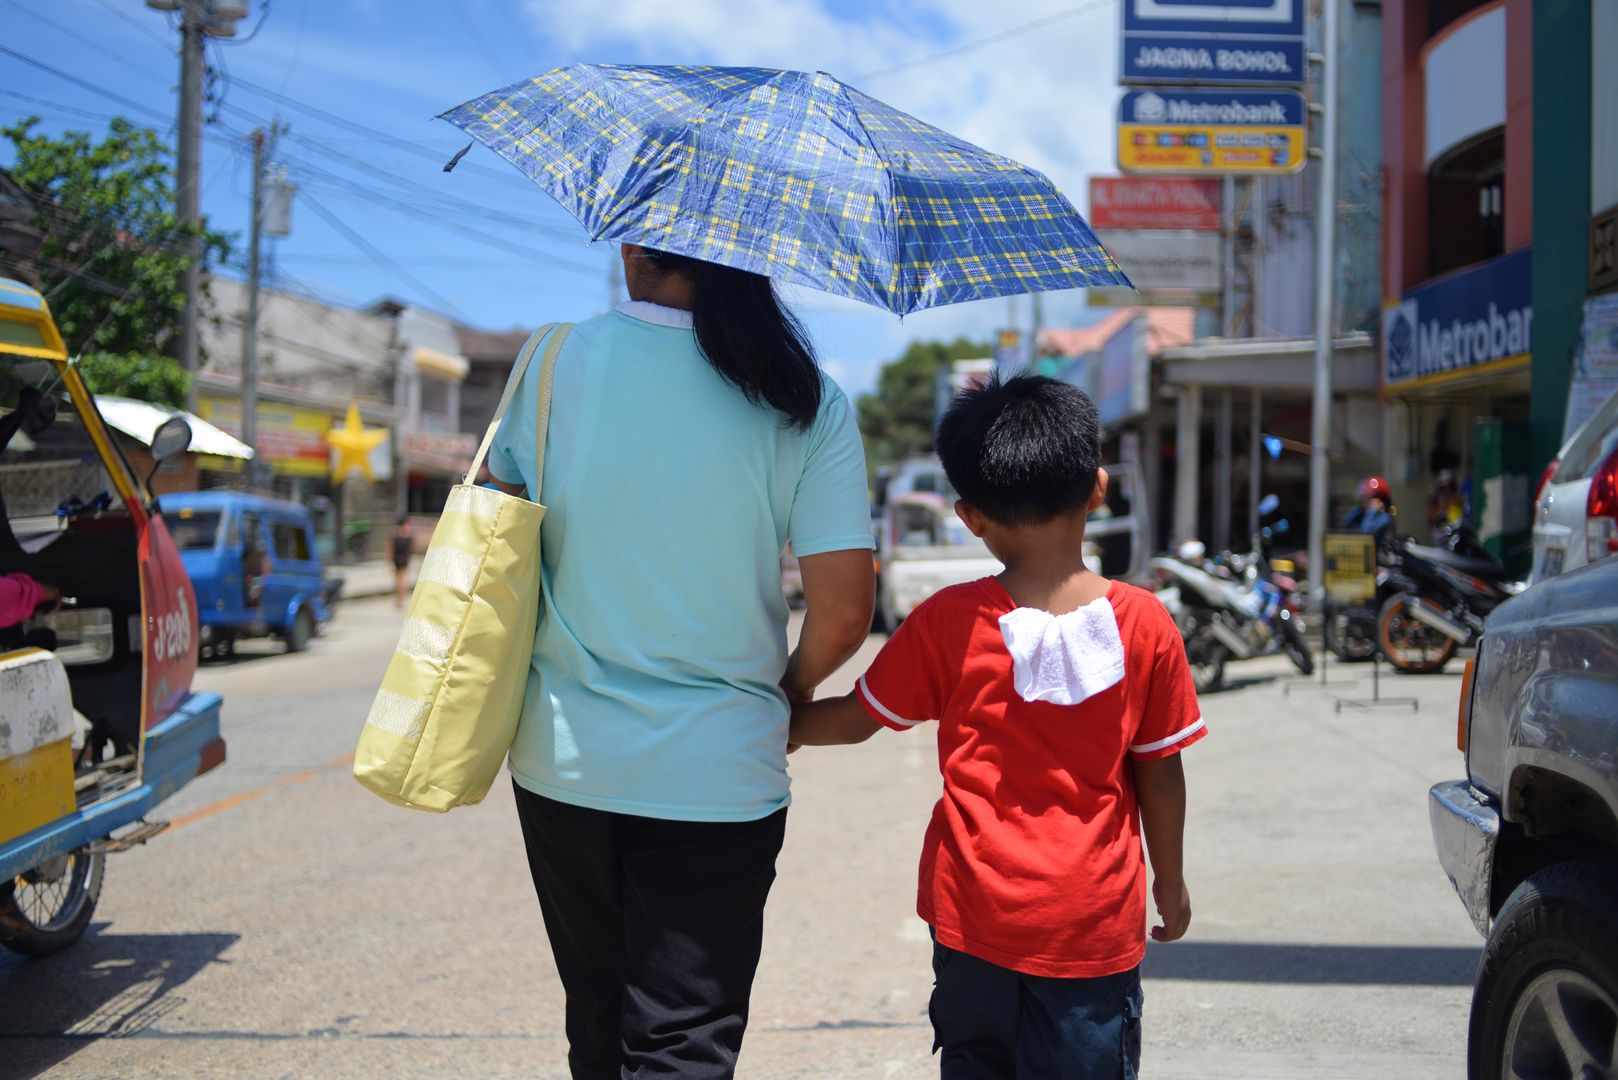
{"left": 856, "top": 577, "right": 1205, "bottom": 978}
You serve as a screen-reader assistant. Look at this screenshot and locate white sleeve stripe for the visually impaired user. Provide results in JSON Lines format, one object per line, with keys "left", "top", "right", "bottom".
{"left": 858, "top": 675, "right": 925, "bottom": 728}
{"left": 1131, "top": 717, "right": 1206, "bottom": 754}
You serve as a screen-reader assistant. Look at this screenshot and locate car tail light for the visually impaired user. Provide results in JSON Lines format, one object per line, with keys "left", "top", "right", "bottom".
{"left": 1457, "top": 657, "right": 1476, "bottom": 753}
{"left": 1533, "top": 458, "right": 1559, "bottom": 518}
{"left": 1586, "top": 446, "right": 1618, "bottom": 562}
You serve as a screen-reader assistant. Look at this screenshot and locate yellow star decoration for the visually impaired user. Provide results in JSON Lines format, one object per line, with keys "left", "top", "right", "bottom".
{"left": 326, "top": 402, "right": 387, "bottom": 482}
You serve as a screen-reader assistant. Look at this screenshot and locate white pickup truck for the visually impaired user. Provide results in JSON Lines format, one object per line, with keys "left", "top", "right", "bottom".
{"left": 872, "top": 458, "right": 1149, "bottom": 631}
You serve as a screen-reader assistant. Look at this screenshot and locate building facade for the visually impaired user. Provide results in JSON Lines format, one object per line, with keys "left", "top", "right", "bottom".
{"left": 1380, "top": 0, "right": 1535, "bottom": 566}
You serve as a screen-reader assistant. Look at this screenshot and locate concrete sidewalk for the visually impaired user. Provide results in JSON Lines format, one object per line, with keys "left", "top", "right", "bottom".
{"left": 329, "top": 558, "right": 409, "bottom": 601}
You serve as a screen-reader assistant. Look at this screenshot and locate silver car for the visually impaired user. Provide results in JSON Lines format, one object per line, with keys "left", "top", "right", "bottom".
{"left": 1531, "top": 388, "right": 1618, "bottom": 582}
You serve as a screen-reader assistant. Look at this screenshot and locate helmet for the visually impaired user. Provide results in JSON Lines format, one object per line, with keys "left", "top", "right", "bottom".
{"left": 1357, "top": 475, "right": 1391, "bottom": 501}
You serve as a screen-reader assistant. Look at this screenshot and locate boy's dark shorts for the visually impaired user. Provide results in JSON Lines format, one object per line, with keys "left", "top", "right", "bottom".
{"left": 929, "top": 936, "right": 1142, "bottom": 1080}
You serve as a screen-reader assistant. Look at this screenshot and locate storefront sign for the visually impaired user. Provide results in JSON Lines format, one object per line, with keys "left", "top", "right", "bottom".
{"left": 1095, "top": 228, "right": 1222, "bottom": 292}
{"left": 401, "top": 430, "right": 478, "bottom": 475}
{"left": 197, "top": 397, "right": 333, "bottom": 477}
{"left": 1088, "top": 289, "right": 1219, "bottom": 309}
{"left": 1382, "top": 248, "right": 1533, "bottom": 392}
{"left": 1089, "top": 177, "right": 1222, "bottom": 230}
{"left": 1117, "top": 90, "right": 1306, "bottom": 175}
{"left": 1121, "top": 0, "right": 1305, "bottom": 87}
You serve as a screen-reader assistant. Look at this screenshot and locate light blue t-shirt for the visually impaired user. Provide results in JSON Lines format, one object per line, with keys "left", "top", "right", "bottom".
{"left": 487, "top": 301, "right": 874, "bottom": 822}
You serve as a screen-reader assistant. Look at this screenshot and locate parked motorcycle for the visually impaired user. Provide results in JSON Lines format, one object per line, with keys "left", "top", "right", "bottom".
{"left": 1377, "top": 526, "right": 1523, "bottom": 674}
{"left": 1153, "top": 501, "right": 1313, "bottom": 693}
{"left": 1322, "top": 558, "right": 1395, "bottom": 662}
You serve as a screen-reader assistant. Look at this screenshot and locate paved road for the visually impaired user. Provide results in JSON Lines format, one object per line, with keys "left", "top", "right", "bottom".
{"left": 2, "top": 598, "right": 1481, "bottom": 1078}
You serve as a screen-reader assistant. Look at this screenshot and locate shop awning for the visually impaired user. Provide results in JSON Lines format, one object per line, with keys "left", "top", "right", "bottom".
{"left": 96, "top": 395, "right": 255, "bottom": 459}
{"left": 1157, "top": 333, "right": 1379, "bottom": 394}
{"left": 412, "top": 345, "right": 469, "bottom": 381}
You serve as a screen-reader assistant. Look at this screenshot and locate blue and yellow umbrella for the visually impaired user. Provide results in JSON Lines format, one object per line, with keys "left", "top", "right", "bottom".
{"left": 440, "top": 65, "right": 1130, "bottom": 315}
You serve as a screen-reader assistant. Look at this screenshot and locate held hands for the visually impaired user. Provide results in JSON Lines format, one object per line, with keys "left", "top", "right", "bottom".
{"left": 35, "top": 584, "right": 62, "bottom": 615}
{"left": 782, "top": 682, "right": 813, "bottom": 755}
{"left": 1150, "top": 876, "right": 1192, "bottom": 943}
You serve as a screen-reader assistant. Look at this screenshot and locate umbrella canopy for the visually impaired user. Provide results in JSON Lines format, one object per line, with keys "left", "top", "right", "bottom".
{"left": 440, "top": 65, "right": 1130, "bottom": 315}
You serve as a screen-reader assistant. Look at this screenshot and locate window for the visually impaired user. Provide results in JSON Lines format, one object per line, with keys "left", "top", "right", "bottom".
{"left": 1555, "top": 390, "right": 1618, "bottom": 483}
{"left": 0, "top": 358, "right": 117, "bottom": 523}
{"left": 269, "top": 520, "right": 311, "bottom": 561}
{"left": 1427, "top": 127, "right": 1506, "bottom": 278}
{"left": 1429, "top": 0, "right": 1492, "bottom": 39}
{"left": 169, "top": 510, "right": 222, "bottom": 550}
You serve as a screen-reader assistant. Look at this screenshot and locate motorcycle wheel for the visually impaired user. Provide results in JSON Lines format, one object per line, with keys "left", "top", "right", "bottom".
{"left": 1279, "top": 615, "right": 1314, "bottom": 675}
{"left": 1323, "top": 603, "right": 1378, "bottom": 663}
{"left": 1377, "top": 593, "right": 1457, "bottom": 674}
{"left": 1186, "top": 631, "right": 1227, "bottom": 694}
{"left": 0, "top": 846, "right": 105, "bottom": 957}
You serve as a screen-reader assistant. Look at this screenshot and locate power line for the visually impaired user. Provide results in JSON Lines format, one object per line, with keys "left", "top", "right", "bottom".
{"left": 89, "top": 0, "right": 179, "bottom": 52}
{"left": 0, "top": 44, "right": 173, "bottom": 125}
{"left": 1, "top": 0, "right": 172, "bottom": 86}
{"left": 297, "top": 189, "right": 472, "bottom": 322}
{"left": 857, "top": 0, "right": 1115, "bottom": 82}
{"left": 448, "top": 2, "right": 510, "bottom": 74}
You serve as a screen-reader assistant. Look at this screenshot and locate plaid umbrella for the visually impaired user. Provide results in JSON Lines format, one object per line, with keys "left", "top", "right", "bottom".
{"left": 440, "top": 65, "right": 1130, "bottom": 315}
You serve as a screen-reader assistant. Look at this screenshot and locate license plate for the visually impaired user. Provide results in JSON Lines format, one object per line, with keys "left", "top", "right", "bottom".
{"left": 1542, "top": 547, "right": 1565, "bottom": 579}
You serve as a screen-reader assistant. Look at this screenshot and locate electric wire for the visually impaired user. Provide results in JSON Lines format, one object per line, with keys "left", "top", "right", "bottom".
{"left": 297, "top": 189, "right": 472, "bottom": 322}
{"left": 858, "top": 0, "right": 1116, "bottom": 81}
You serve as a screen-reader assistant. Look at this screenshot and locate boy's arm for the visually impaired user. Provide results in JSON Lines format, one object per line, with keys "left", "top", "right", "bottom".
{"left": 1132, "top": 753, "right": 1191, "bottom": 942}
{"left": 790, "top": 692, "right": 882, "bottom": 746}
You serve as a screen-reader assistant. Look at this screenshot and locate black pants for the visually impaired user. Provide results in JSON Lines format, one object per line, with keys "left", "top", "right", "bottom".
{"left": 512, "top": 782, "right": 788, "bottom": 1080}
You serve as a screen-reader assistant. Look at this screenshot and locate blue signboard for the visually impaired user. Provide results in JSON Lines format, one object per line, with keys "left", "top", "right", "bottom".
{"left": 1382, "top": 248, "right": 1533, "bottom": 390}
{"left": 1121, "top": 0, "right": 1306, "bottom": 87}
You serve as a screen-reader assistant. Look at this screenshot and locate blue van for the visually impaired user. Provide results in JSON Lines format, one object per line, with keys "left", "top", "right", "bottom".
{"left": 163, "top": 492, "right": 339, "bottom": 657}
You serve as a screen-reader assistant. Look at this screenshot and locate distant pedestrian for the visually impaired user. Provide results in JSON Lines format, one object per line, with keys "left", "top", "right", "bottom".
{"left": 791, "top": 375, "right": 1204, "bottom": 1079}
{"left": 389, "top": 514, "right": 412, "bottom": 608}
{"left": 1344, "top": 474, "right": 1395, "bottom": 545}
{"left": 486, "top": 244, "right": 874, "bottom": 1078}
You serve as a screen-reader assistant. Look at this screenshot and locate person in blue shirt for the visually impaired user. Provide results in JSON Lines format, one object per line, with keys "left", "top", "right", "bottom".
{"left": 1342, "top": 475, "right": 1395, "bottom": 545}
{"left": 487, "top": 244, "right": 875, "bottom": 1079}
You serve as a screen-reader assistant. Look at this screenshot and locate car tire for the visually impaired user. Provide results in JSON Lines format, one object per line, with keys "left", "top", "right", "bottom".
{"left": 285, "top": 608, "right": 314, "bottom": 654}
{"left": 1468, "top": 858, "right": 1618, "bottom": 1080}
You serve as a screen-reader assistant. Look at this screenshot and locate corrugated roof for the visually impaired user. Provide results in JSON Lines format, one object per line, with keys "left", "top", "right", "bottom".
{"left": 1037, "top": 307, "right": 1197, "bottom": 359}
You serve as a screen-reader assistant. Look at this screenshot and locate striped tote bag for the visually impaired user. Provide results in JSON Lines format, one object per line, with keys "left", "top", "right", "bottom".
{"left": 354, "top": 323, "right": 572, "bottom": 811}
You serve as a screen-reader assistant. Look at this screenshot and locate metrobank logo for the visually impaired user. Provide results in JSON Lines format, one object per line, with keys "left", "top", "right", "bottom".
{"left": 1382, "top": 249, "right": 1533, "bottom": 389}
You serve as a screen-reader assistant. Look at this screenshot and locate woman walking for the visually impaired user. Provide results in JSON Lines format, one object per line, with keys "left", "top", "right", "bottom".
{"left": 487, "top": 244, "right": 875, "bottom": 1079}
{"left": 388, "top": 514, "right": 413, "bottom": 609}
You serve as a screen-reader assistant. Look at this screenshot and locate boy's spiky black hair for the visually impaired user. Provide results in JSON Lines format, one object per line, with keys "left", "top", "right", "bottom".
{"left": 935, "top": 374, "right": 1102, "bottom": 526}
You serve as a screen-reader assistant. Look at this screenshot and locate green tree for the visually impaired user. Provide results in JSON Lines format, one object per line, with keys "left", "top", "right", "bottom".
{"left": 2, "top": 116, "right": 230, "bottom": 403}
{"left": 856, "top": 336, "right": 989, "bottom": 470}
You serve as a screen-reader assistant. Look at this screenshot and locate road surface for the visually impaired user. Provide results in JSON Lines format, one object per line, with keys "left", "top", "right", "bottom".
{"left": 2, "top": 596, "right": 1481, "bottom": 1078}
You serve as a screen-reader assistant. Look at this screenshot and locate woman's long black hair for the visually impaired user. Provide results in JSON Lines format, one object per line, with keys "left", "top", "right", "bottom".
{"left": 642, "top": 249, "right": 822, "bottom": 431}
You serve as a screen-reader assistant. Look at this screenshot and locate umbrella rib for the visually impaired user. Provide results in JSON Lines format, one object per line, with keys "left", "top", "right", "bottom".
{"left": 824, "top": 77, "right": 905, "bottom": 314}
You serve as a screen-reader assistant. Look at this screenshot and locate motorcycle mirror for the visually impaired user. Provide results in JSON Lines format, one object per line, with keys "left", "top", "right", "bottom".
{"left": 1258, "top": 494, "right": 1281, "bottom": 516}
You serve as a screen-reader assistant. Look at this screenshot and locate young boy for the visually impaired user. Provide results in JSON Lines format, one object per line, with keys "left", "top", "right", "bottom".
{"left": 791, "top": 375, "right": 1204, "bottom": 1078}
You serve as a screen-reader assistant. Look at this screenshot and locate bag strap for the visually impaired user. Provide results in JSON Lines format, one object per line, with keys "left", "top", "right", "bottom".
{"left": 528, "top": 322, "right": 573, "bottom": 501}
{"left": 464, "top": 322, "right": 573, "bottom": 488}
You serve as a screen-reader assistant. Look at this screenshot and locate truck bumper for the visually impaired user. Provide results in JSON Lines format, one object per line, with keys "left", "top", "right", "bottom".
{"left": 1428, "top": 779, "right": 1499, "bottom": 936}
{"left": 0, "top": 692, "right": 225, "bottom": 882}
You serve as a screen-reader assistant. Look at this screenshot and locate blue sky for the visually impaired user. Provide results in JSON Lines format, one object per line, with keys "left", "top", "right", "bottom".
{"left": 2, "top": 0, "right": 1123, "bottom": 396}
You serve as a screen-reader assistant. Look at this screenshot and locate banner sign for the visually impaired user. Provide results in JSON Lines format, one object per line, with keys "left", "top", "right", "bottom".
{"left": 1096, "top": 229, "right": 1222, "bottom": 292}
{"left": 1323, "top": 533, "right": 1377, "bottom": 604}
{"left": 1563, "top": 292, "right": 1618, "bottom": 441}
{"left": 1117, "top": 89, "right": 1306, "bottom": 174}
{"left": 1382, "top": 248, "right": 1533, "bottom": 391}
{"left": 1089, "top": 177, "right": 1222, "bottom": 230}
{"left": 1121, "top": 0, "right": 1306, "bottom": 86}
{"left": 1096, "top": 317, "right": 1151, "bottom": 428}
{"left": 1088, "top": 289, "right": 1219, "bottom": 309}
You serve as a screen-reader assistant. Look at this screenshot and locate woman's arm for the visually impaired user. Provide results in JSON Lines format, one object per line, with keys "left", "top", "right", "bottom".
{"left": 782, "top": 548, "right": 873, "bottom": 701}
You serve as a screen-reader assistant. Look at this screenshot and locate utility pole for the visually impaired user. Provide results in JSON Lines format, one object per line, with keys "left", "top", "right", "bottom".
{"left": 1307, "top": 0, "right": 1340, "bottom": 600}
{"left": 175, "top": 0, "right": 206, "bottom": 412}
{"left": 242, "top": 127, "right": 266, "bottom": 489}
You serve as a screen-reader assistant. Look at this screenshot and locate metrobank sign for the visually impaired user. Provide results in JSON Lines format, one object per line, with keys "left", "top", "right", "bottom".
{"left": 1382, "top": 248, "right": 1532, "bottom": 391}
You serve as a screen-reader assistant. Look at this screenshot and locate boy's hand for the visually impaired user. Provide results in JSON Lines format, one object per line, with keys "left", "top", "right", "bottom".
{"left": 1150, "top": 876, "right": 1191, "bottom": 942}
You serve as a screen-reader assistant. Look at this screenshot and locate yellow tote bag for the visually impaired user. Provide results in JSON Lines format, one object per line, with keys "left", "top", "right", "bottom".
{"left": 354, "top": 322, "right": 572, "bottom": 812}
